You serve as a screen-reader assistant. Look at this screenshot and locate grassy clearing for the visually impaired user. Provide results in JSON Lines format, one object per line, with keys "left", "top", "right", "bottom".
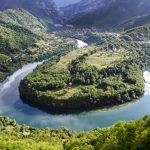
{"left": 85, "top": 49, "right": 126, "bottom": 69}
{"left": 51, "top": 86, "right": 80, "bottom": 100}
{"left": 56, "top": 45, "right": 96, "bottom": 70}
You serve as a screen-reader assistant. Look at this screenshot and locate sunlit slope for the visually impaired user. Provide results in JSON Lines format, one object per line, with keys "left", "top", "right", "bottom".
{"left": 0, "top": 8, "right": 47, "bottom": 33}
{"left": 0, "top": 9, "right": 76, "bottom": 82}
{"left": 0, "top": 115, "right": 149, "bottom": 150}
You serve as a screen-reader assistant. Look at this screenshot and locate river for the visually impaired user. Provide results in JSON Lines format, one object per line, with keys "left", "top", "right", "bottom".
{"left": 0, "top": 40, "right": 150, "bottom": 131}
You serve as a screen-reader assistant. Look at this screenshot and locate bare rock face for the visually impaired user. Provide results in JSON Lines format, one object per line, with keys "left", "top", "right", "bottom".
{"left": 0, "top": 0, "right": 63, "bottom": 24}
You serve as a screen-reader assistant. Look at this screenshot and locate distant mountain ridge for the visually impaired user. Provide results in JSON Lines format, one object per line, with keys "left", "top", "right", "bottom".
{"left": 55, "top": 0, "right": 80, "bottom": 7}
{"left": 1, "top": 0, "right": 150, "bottom": 30}
{"left": 61, "top": 0, "right": 116, "bottom": 19}
{"left": 0, "top": 0, "right": 62, "bottom": 25}
{"left": 63, "top": 0, "right": 150, "bottom": 29}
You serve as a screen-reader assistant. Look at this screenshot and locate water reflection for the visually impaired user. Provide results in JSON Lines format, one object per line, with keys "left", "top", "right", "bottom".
{"left": 0, "top": 55, "right": 150, "bottom": 131}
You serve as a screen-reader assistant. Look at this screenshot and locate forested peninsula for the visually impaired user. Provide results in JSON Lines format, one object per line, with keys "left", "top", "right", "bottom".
{"left": 1, "top": 0, "right": 150, "bottom": 149}
{"left": 19, "top": 27, "right": 150, "bottom": 112}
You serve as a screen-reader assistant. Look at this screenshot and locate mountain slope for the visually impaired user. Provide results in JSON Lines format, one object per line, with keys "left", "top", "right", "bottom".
{"left": 0, "top": 20, "right": 39, "bottom": 55}
{"left": 0, "top": 9, "right": 47, "bottom": 33}
{"left": 0, "top": 8, "right": 76, "bottom": 82}
{"left": 0, "top": 19, "right": 76, "bottom": 82}
{"left": 117, "top": 14, "right": 150, "bottom": 31}
{"left": 0, "top": 0, "right": 62, "bottom": 25}
{"left": 122, "top": 24, "right": 150, "bottom": 41}
{"left": 65, "top": 0, "right": 150, "bottom": 29}
{"left": 61, "top": 0, "right": 115, "bottom": 19}
{"left": 0, "top": 20, "right": 40, "bottom": 81}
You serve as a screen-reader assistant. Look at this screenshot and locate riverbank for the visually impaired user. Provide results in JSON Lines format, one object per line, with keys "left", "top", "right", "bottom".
{"left": 0, "top": 62, "right": 150, "bottom": 130}
{"left": 19, "top": 37, "right": 145, "bottom": 113}
{"left": 0, "top": 31, "right": 76, "bottom": 83}
{"left": 19, "top": 61, "right": 144, "bottom": 113}
{"left": 0, "top": 39, "right": 150, "bottom": 130}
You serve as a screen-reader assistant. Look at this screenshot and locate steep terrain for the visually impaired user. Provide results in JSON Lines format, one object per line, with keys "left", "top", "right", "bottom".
{"left": 64, "top": 0, "right": 150, "bottom": 29}
{"left": 0, "top": 8, "right": 76, "bottom": 82}
{"left": 117, "top": 14, "right": 150, "bottom": 31}
{"left": 61, "top": 0, "right": 115, "bottom": 19}
{"left": 0, "top": 0, "right": 62, "bottom": 25}
{"left": 0, "top": 8, "right": 47, "bottom": 32}
{"left": 0, "top": 115, "right": 149, "bottom": 150}
{"left": 0, "top": 1, "right": 150, "bottom": 149}
{"left": 0, "top": 20, "right": 40, "bottom": 81}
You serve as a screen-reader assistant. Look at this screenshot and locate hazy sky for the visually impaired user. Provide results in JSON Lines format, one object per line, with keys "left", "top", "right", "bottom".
{"left": 54, "top": 0, "right": 80, "bottom": 7}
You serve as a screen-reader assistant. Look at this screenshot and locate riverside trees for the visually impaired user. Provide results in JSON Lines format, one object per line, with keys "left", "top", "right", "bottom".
{"left": 0, "top": 115, "right": 149, "bottom": 150}
{"left": 19, "top": 37, "right": 145, "bottom": 112}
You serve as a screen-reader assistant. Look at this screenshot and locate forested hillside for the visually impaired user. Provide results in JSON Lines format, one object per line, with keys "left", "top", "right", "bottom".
{"left": 0, "top": 9, "right": 47, "bottom": 32}
{"left": 117, "top": 14, "right": 150, "bottom": 31}
{"left": 0, "top": 0, "right": 62, "bottom": 25}
{"left": 122, "top": 24, "right": 150, "bottom": 41}
{"left": 0, "top": 115, "right": 149, "bottom": 150}
{"left": 0, "top": 9, "right": 76, "bottom": 82}
{"left": 0, "top": 20, "right": 39, "bottom": 81}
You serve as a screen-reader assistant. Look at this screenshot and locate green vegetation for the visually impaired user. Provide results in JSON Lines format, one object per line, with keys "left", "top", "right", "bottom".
{"left": 0, "top": 4, "right": 150, "bottom": 150}
{"left": 0, "top": 9, "right": 76, "bottom": 82}
{"left": 0, "top": 20, "right": 39, "bottom": 54}
{"left": 0, "top": 115, "right": 150, "bottom": 150}
{"left": 19, "top": 33, "right": 145, "bottom": 112}
{"left": 0, "top": 9, "right": 47, "bottom": 33}
{"left": 122, "top": 24, "right": 150, "bottom": 41}
{"left": 0, "top": 5, "right": 150, "bottom": 150}
{"left": 0, "top": 20, "right": 39, "bottom": 81}
{"left": 118, "top": 13, "right": 150, "bottom": 31}
{"left": 121, "top": 23, "right": 150, "bottom": 66}
{"left": 20, "top": 20, "right": 150, "bottom": 112}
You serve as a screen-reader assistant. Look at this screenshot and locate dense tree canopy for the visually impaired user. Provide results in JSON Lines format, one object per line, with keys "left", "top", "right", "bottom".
{"left": 0, "top": 115, "right": 149, "bottom": 150}
{"left": 19, "top": 31, "right": 146, "bottom": 112}
{"left": 0, "top": 9, "right": 76, "bottom": 82}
